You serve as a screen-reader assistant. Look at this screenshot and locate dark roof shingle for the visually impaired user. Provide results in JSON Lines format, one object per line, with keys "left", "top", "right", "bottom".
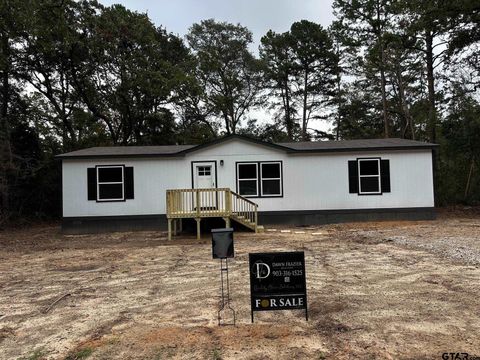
{"left": 56, "top": 136, "right": 436, "bottom": 159}
{"left": 57, "top": 145, "right": 196, "bottom": 158}
{"left": 277, "top": 138, "right": 436, "bottom": 152}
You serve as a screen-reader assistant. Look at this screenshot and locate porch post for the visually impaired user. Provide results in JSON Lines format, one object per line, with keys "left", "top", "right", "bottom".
{"left": 225, "top": 189, "right": 231, "bottom": 216}
{"left": 168, "top": 218, "right": 172, "bottom": 241}
{"left": 223, "top": 217, "right": 230, "bottom": 228}
{"left": 195, "top": 218, "right": 201, "bottom": 240}
{"left": 196, "top": 190, "right": 201, "bottom": 216}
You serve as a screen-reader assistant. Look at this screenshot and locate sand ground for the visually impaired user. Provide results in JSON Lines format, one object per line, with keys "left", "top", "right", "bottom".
{"left": 1, "top": 212, "right": 479, "bottom": 359}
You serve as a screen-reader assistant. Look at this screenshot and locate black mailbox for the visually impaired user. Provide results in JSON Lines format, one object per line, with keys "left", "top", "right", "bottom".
{"left": 211, "top": 228, "right": 234, "bottom": 259}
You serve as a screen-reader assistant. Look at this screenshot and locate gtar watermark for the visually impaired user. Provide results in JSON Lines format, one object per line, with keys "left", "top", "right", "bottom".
{"left": 442, "top": 353, "right": 480, "bottom": 360}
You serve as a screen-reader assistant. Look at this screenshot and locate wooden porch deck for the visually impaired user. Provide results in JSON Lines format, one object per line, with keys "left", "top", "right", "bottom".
{"left": 166, "top": 188, "right": 263, "bottom": 240}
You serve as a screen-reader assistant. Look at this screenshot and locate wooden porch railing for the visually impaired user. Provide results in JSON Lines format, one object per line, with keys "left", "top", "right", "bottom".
{"left": 231, "top": 190, "right": 258, "bottom": 226}
{"left": 166, "top": 188, "right": 259, "bottom": 240}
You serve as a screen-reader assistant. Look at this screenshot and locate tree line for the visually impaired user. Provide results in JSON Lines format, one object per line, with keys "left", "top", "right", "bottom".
{"left": 0, "top": 0, "right": 479, "bottom": 223}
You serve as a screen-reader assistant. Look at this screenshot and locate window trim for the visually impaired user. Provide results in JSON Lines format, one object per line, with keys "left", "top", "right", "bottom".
{"left": 235, "top": 161, "right": 284, "bottom": 198}
{"left": 260, "top": 161, "right": 283, "bottom": 197}
{"left": 236, "top": 162, "right": 259, "bottom": 197}
{"left": 96, "top": 165, "right": 125, "bottom": 202}
{"left": 357, "top": 158, "right": 382, "bottom": 195}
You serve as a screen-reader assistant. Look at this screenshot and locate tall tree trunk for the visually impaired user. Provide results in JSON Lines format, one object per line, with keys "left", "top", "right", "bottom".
{"left": 464, "top": 157, "right": 474, "bottom": 201}
{"left": 302, "top": 69, "right": 308, "bottom": 141}
{"left": 0, "top": 34, "right": 13, "bottom": 219}
{"left": 375, "top": 1, "right": 389, "bottom": 138}
{"left": 425, "top": 29, "right": 438, "bottom": 205}
{"left": 425, "top": 30, "right": 436, "bottom": 143}
{"left": 396, "top": 65, "right": 414, "bottom": 140}
{"left": 284, "top": 79, "right": 292, "bottom": 140}
{"left": 335, "top": 70, "right": 341, "bottom": 141}
{"left": 379, "top": 40, "right": 389, "bottom": 138}
{"left": 230, "top": 107, "right": 236, "bottom": 135}
{"left": 223, "top": 109, "right": 231, "bottom": 135}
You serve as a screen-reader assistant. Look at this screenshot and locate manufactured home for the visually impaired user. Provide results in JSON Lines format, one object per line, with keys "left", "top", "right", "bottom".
{"left": 57, "top": 135, "right": 437, "bottom": 236}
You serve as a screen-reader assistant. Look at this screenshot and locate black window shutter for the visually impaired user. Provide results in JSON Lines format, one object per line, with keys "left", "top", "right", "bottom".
{"left": 87, "top": 168, "right": 97, "bottom": 200}
{"left": 381, "top": 160, "right": 391, "bottom": 193}
{"left": 348, "top": 160, "right": 359, "bottom": 193}
{"left": 125, "top": 167, "right": 134, "bottom": 199}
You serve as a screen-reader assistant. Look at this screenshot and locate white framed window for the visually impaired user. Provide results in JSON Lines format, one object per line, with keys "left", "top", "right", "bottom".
{"left": 96, "top": 165, "right": 125, "bottom": 201}
{"left": 237, "top": 163, "right": 258, "bottom": 197}
{"left": 358, "top": 159, "right": 381, "bottom": 195}
{"left": 260, "top": 162, "right": 282, "bottom": 196}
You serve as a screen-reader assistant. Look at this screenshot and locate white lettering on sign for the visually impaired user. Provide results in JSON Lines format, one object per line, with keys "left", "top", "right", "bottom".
{"left": 254, "top": 297, "right": 305, "bottom": 308}
{"left": 278, "top": 297, "right": 303, "bottom": 307}
{"left": 255, "top": 262, "right": 271, "bottom": 279}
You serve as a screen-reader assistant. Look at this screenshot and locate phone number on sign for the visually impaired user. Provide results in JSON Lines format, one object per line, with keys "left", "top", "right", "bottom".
{"left": 272, "top": 270, "right": 303, "bottom": 277}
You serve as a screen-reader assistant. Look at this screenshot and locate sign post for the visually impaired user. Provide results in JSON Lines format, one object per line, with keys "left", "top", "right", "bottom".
{"left": 211, "top": 228, "right": 235, "bottom": 326}
{"left": 249, "top": 251, "right": 308, "bottom": 322}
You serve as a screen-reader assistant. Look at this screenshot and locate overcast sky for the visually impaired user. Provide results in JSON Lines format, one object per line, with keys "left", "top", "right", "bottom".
{"left": 99, "top": 0, "right": 335, "bottom": 51}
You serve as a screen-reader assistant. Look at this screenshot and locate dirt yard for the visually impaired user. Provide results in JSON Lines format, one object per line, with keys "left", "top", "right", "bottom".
{"left": 1, "top": 210, "right": 480, "bottom": 360}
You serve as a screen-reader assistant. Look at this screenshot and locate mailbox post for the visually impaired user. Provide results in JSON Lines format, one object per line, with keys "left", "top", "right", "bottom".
{"left": 211, "top": 228, "right": 235, "bottom": 326}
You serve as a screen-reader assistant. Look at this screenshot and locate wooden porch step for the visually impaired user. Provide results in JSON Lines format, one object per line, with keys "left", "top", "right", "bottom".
{"left": 166, "top": 188, "right": 263, "bottom": 239}
{"left": 230, "top": 214, "right": 264, "bottom": 233}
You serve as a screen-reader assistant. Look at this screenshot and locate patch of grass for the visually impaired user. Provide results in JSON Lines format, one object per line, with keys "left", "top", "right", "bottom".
{"left": 105, "top": 336, "right": 120, "bottom": 345}
{"left": 212, "top": 348, "right": 222, "bottom": 360}
{"left": 18, "top": 348, "right": 47, "bottom": 360}
{"left": 150, "top": 347, "right": 175, "bottom": 360}
{"left": 317, "top": 351, "right": 327, "bottom": 360}
{"left": 64, "top": 347, "right": 93, "bottom": 360}
{"left": 151, "top": 350, "right": 163, "bottom": 360}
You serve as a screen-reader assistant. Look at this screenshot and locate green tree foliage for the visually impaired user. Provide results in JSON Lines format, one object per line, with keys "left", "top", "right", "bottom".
{"left": 337, "top": 83, "right": 384, "bottom": 139}
{"left": 18, "top": 0, "right": 90, "bottom": 151}
{"left": 259, "top": 21, "right": 338, "bottom": 141}
{"left": 399, "top": 0, "right": 452, "bottom": 144}
{"left": 382, "top": 30, "right": 423, "bottom": 140}
{"left": 446, "top": 1, "right": 480, "bottom": 89}
{"left": 71, "top": 4, "right": 190, "bottom": 145}
{"left": 333, "top": 0, "right": 394, "bottom": 137}
{"left": 438, "top": 85, "right": 480, "bottom": 204}
{"left": 289, "top": 21, "right": 339, "bottom": 140}
{"left": 0, "top": 1, "right": 195, "bottom": 221}
{"left": 260, "top": 30, "right": 299, "bottom": 140}
{"left": 186, "top": 19, "right": 264, "bottom": 135}
{"left": 1, "top": 0, "right": 32, "bottom": 220}
{"left": 237, "top": 118, "right": 292, "bottom": 143}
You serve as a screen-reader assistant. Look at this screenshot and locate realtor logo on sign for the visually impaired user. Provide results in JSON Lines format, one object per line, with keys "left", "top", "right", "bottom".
{"left": 249, "top": 252, "right": 308, "bottom": 322}
{"left": 252, "top": 261, "right": 270, "bottom": 279}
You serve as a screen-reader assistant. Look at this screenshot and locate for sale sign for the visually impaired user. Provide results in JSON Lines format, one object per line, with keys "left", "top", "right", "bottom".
{"left": 249, "top": 251, "right": 308, "bottom": 321}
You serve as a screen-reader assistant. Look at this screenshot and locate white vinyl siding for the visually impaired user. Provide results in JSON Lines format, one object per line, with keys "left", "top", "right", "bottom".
{"left": 62, "top": 138, "right": 435, "bottom": 217}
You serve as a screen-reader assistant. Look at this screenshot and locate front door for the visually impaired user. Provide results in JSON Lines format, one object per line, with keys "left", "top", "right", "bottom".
{"left": 192, "top": 162, "right": 217, "bottom": 210}
{"left": 193, "top": 162, "right": 216, "bottom": 189}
